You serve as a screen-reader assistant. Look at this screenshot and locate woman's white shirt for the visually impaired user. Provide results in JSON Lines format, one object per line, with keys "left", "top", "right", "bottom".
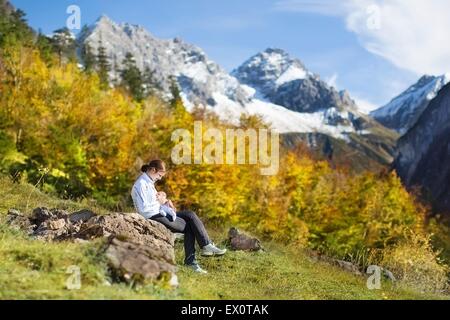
{"left": 131, "top": 173, "right": 161, "bottom": 219}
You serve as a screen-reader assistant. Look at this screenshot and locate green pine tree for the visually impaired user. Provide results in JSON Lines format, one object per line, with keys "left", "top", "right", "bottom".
{"left": 80, "top": 43, "right": 95, "bottom": 73}
{"left": 169, "top": 75, "right": 182, "bottom": 108}
{"left": 0, "top": 4, "right": 33, "bottom": 48}
{"left": 120, "top": 52, "right": 144, "bottom": 102}
{"left": 50, "top": 27, "right": 77, "bottom": 65}
{"left": 143, "top": 66, "right": 162, "bottom": 97}
{"left": 36, "top": 31, "right": 53, "bottom": 65}
{"left": 97, "top": 39, "right": 111, "bottom": 89}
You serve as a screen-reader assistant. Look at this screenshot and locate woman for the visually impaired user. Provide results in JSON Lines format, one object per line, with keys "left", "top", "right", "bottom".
{"left": 131, "top": 159, "right": 226, "bottom": 274}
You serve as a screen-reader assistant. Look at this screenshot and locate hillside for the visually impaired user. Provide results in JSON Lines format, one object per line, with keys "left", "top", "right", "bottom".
{"left": 0, "top": 176, "right": 447, "bottom": 300}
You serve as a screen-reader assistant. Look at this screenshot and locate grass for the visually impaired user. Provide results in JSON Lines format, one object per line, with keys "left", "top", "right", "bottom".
{"left": 0, "top": 176, "right": 448, "bottom": 300}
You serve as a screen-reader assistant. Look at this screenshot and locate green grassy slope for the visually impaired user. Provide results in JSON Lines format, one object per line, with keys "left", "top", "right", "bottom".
{"left": 0, "top": 177, "right": 447, "bottom": 300}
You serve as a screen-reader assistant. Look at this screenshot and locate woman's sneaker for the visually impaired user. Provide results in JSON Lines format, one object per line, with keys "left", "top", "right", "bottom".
{"left": 186, "top": 262, "right": 208, "bottom": 274}
{"left": 201, "top": 243, "right": 227, "bottom": 257}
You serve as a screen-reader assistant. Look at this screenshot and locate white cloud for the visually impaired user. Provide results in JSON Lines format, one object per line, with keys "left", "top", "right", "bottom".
{"left": 345, "top": 0, "right": 450, "bottom": 75}
{"left": 275, "top": 0, "right": 450, "bottom": 76}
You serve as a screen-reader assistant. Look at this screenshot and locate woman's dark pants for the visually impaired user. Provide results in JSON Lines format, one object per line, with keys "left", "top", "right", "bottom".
{"left": 151, "top": 211, "right": 210, "bottom": 265}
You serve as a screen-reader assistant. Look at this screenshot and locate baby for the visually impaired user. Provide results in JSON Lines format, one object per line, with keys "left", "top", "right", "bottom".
{"left": 156, "top": 191, "right": 177, "bottom": 222}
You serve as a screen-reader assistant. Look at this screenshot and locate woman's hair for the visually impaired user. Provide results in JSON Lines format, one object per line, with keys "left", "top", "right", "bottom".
{"left": 141, "top": 159, "right": 166, "bottom": 173}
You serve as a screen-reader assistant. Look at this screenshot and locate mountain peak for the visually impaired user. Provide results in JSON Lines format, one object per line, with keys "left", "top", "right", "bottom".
{"left": 371, "top": 74, "right": 450, "bottom": 134}
{"left": 232, "top": 48, "right": 309, "bottom": 97}
{"left": 256, "top": 47, "right": 306, "bottom": 69}
{"left": 96, "top": 14, "right": 115, "bottom": 26}
{"left": 263, "top": 47, "right": 289, "bottom": 56}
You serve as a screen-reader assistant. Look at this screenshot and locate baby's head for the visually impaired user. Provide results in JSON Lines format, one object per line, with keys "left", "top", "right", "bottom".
{"left": 156, "top": 191, "right": 167, "bottom": 203}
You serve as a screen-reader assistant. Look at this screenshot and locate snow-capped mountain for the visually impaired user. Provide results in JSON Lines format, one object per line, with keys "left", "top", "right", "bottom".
{"left": 232, "top": 48, "right": 357, "bottom": 114}
{"left": 394, "top": 82, "right": 450, "bottom": 214}
{"left": 79, "top": 17, "right": 373, "bottom": 136}
{"left": 78, "top": 16, "right": 397, "bottom": 168}
{"left": 231, "top": 48, "right": 311, "bottom": 100}
{"left": 370, "top": 74, "right": 450, "bottom": 135}
{"left": 78, "top": 15, "right": 250, "bottom": 107}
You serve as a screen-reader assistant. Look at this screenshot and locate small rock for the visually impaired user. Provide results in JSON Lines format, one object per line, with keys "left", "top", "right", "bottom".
{"left": 48, "top": 219, "right": 67, "bottom": 230}
{"left": 6, "top": 209, "right": 35, "bottom": 234}
{"left": 382, "top": 268, "right": 397, "bottom": 282}
{"left": 69, "top": 209, "right": 96, "bottom": 224}
{"left": 50, "top": 208, "right": 69, "bottom": 219}
{"left": 228, "top": 227, "right": 262, "bottom": 251}
{"left": 31, "top": 207, "right": 53, "bottom": 226}
{"left": 336, "top": 260, "right": 362, "bottom": 276}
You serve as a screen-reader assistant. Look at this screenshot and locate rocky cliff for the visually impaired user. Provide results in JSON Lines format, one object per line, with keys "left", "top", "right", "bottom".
{"left": 394, "top": 83, "right": 450, "bottom": 214}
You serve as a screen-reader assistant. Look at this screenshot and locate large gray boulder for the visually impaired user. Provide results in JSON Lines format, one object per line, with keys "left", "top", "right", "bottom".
{"left": 5, "top": 208, "right": 177, "bottom": 286}
{"left": 105, "top": 236, "right": 177, "bottom": 285}
{"left": 78, "top": 213, "right": 175, "bottom": 261}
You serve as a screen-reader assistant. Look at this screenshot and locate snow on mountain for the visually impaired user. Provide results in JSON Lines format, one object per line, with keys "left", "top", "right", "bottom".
{"left": 370, "top": 74, "right": 450, "bottom": 135}
{"left": 231, "top": 48, "right": 310, "bottom": 97}
{"left": 79, "top": 15, "right": 250, "bottom": 106}
{"left": 394, "top": 82, "right": 450, "bottom": 213}
{"left": 78, "top": 16, "right": 388, "bottom": 142}
{"left": 232, "top": 48, "right": 357, "bottom": 113}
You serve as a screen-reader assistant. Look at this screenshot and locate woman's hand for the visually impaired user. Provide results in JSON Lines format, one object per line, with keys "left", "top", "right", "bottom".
{"left": 167, "top": 199, "right": 177, "bottom": 212}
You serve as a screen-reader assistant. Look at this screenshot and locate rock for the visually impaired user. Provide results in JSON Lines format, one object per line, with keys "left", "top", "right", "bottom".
{"left": 228, "top": 227, "right": 262, "bottom": 251}
{"left": 382, "top": 268, "right": 397, "bottom": 282}
{"left": 26, "top": 208, "right": 74, "bottom": 241}
{"left": 336, "top": 260, "right": 362, "bottom": 276}
{"left": 47, "top": 219, "right": 67, "bottom": 230}
{"left": 30, "top": 207, "right": 53, "bottom": 226}
{"left": 308, "top": 251, "right": 363, "bottom": 276}
{"left": 33, "top": 220, "right": 70, "bottom": 241}
{"left": 50, "top": 208, "right": 70, "bottom": 219}
{"left": 6, "top": 209, "right": 35, "bottom": 234}
{"left": 78, "top": 213, "right": 175, "bottom": 262}
{"left": 68, "top": 209, "right": 96, "bottom": 224}
{"left": 7, "top": 208, "right": 178, "bottom": 286}
{"left": 30, "top": 207, "right": 69, "bottom": 226}
{"left": 105, "top": 237, "right": 177, "bottom": 285}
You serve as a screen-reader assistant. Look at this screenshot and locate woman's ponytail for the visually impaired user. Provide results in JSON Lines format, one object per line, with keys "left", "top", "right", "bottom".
{"left": 141, "top": 160, "right": 165, "bottom": 173}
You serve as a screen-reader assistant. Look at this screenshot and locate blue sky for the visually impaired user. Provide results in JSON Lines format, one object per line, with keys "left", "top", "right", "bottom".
{"left": 11, "top": 0, "right": 426, "bottom": 110}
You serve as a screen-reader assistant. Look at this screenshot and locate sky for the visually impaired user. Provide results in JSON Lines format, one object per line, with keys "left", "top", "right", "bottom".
{"left": 10, "top": 0, "right": 450, "bottom": 112}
